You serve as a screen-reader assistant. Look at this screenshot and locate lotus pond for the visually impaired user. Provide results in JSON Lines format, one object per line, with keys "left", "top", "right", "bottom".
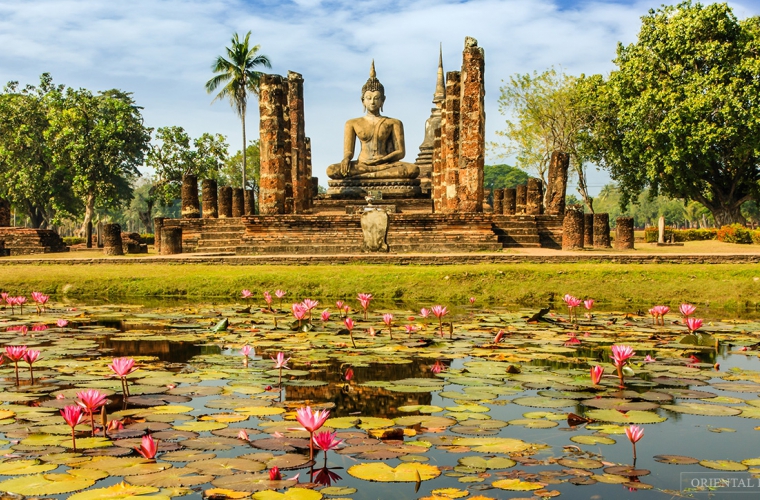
{"left": 1, "top": 296, "right": 760, "bottom": 500}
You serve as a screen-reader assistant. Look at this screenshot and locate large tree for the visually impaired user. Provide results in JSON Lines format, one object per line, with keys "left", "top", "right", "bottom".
{"left": 0, "top": 74, "right": 78, "bottom": 227}
{"left": 205, "top": 31, "right": 270, "bottom": 192}
{"left": 581, "top": 1, "right": 760, "bottom": 225}
{"left": 49, "top": 88, "right": 151, "bottom": 240}
{"left": 146, "top": 126, "right": 228, "bottom": 205}
{"left": 495, "top": 68, "right": 594, "bottom": 211}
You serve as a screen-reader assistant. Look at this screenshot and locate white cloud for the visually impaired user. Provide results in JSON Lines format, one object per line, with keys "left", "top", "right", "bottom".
{"left": 1, "top": 0, "right": 758, "bottom": 195}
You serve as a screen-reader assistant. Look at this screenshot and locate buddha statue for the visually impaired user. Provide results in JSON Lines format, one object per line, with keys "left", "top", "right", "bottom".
{"left": 326, "top": 62, "right": 420, "bottom": 182}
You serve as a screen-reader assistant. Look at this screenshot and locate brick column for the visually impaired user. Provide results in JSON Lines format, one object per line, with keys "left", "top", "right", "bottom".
{"left": 440, "top": 71, "right": 461, "bottom": 213}
{"left": 259, "top": 74, "right": 288, "bottom": 215}
{"left": 545, "top": 151, "right": 569, "bottom": 216}
{"left": 181, "top": 174, "right": 200, "bottom": 218}
{"left": 287, "top": 71, "right": 307, "bottom": 214}
{"left": 201, "top": 179, "right": 218, "bottom": 219}
{"left": 503, "top": 188, "right": 516, "bottom": 215}
{"left": 244, "top": 189, "right": 256, "bottom": 216}
{"left": 615, "top": 216, "right": 635, "bottom": 249}
{"left": 515, "top": 185, "right": 527, "bottom": 214}
{"left": 305, "top": 137, "right": 313, "bottom": 209}
{"left": 232, "top": 188, "right": 244, "bottom": 217}
{"left": 493, "top": 188, "right": 504, "bottom": 215}
{"left": 593, "top": 213, "right": 611, "bottom": 248}
{"left": 458, "top": 37, "right": 485, "bottom": 213}
{"left": 562, "top": 206, "right": 584, "bottom": 250}
{"left": 583, "top": 213, "right": 594, "bottom": 247}
{"left": 153, "top": 217, "right": 165, "bottom": 253}
{"left": 218, "top": 186, "right": 232, "bottom": 218}
{"left": 103, "top": 223, "right": 123, "bottom": 256}
{"left": 432, "top": 127, "right": 442, "bottom": 213}
{"left": 526, "top": 178, "right": 543, "bottom": 215}
{"left": 160, "top": 227, "right": 182, "bottom": 255}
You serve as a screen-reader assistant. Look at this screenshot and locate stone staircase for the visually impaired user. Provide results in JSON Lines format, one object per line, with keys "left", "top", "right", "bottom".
{"left": 194, "top": 220, "right": 246, "bottom": 253}
{"left": 0, "top": 228, "right": 69, "bottom": 255}
{"left": 492, "top": 216, "right": 542, "bottom": 248}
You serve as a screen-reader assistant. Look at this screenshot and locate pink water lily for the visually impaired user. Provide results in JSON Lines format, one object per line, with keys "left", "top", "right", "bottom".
{"left": 343, "top": 367, "right": 354, "bottom": 381}
{"left": 269, "top": 466, "right": 282, "bottom": 481}
{"left": 263, "top": 291, "right": 273, "bottom": 310}
{"left": 313, "top": 430, "right": 343, "bottom": 455}
{"left": 431, "top": 305, "right": 448, "bottom": 337}
{"left": 56, "top": 319, "right": 69, "bottom": 328}
{"left": 5, "top": 345, "right": 27, "bottom": 385}
{"left": 679, "top": 303, "right": 696, "bottom": 318}
{"left": 686, "top": 317, "right": 703, "bottom": 333}
{"left": 321, "top": 309, "right": 330, "bottom": 322}
{"left": 405, "top": 324, "right": 418, "bottom": 338}
{"left": 584, "top": 299, "right": 594, "bottom": 319}
{"left": 31, "top": 292, "right": 49, "bottom": 313}
{"left": 135, "top": 434, "right": 158, "bottom": 460}
{"left": 563, "top": 294, "right": 582, "bottom": 322}
{"left": 296, "top": 406, "right": 330, "bottom": 460}
{"left": 301, "top": 298, "right": 319, "bottom": 322}
{"left": 367, "top": 326, "right": 377, "bottom": 337}
{"left": 431, "top": 360, "right": 445, "bottom": 374}
{"left": 76, "top": 389, "right": 108, "bottom": 436}
{"left": 241, "top": 345, "right": 252, "bottom": 357}
{"left": 644, "top": 355, "right": 656, "bottom": 363}
{"left": 241, "top": 289, "right": 253, "bottom": 299}
{"left": 611, "top": 344, "right": 635, "bottom": 388}
{"left": 271, "top": 351, "right": 290, "bottom": 385}
{"left": 494, "top": 330, "right": 505, "bottom": 343}
{"left": 291, "top": 303, "right": 307, "bottom": 325}
{"left": 23, "top": 349, "right": 40, "bottom": 385}
{"left": 382, "top": 313, "right": 394, "bottom": 339}
{"left": 590, "top": 365, "right": 604, "bottom": 385}
{"left": 61, "top": 405, "right": 84, "bottom": 451}
{"left": 625, "top": 425, "right": 644, "bottom": 461}
{"left": 357, "top": 293, "right": 372, "bottom": 319}
{"left": 238, "top": 429, "right": 249, "bottom": 441}
{"left": 469, "top": 296, "right": 475, "bottom": 305}
{"left": 344, "top": 317, "right": 356, "bottom": 348}
{"left": 420, "top": 308, "right": 430, "bottom": 319}
{"left": 109, "top": 357, "right": 136, "bottom": 398}
{"left": 275, "top": 289, "right": 286, "bottom": 307}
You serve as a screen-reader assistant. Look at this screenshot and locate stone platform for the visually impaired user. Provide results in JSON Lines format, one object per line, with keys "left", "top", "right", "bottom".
{"left": 325, "top": 178, "right": 422, "bottom": 199}
{"left": 159, "top": 213, "right": 562, "bottom": 255}
{"left": 0, "top": 228, "right": 69, "bottom": 255}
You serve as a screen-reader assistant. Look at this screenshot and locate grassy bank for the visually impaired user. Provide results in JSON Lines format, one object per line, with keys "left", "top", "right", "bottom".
{"left": 1, "top": 262, "right": 759, "bottom": 309}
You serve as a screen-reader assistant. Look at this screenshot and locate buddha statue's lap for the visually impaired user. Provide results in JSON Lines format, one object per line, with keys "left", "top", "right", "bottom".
{"left": 326, "top": 160, "right": 419, "bottom": 179}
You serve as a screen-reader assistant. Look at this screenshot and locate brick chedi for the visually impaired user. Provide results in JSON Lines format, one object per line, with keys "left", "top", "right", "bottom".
{"left": 415, "top": 47, "right": 446, "bottom": 196}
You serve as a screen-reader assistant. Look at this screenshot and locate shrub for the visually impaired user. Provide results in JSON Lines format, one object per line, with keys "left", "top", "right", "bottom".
{"left": 139, "top": 233, "right": 155, "bottom": 245}
{"left": 644, "top": 227, "right": 717, "bottom": 243}
{"left": 62, "top": 237, "right": 86, "bottom": 246}
{"left": 752, "top": 231, "right": 760, "bottom": 245}
{"left": 716, "top": 224, "right": 753, "bottom": 244}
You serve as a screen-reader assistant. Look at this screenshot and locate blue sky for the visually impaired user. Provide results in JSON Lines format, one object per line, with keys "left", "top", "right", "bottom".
{"left": 1, "top": 0, "right": 759, "bottom": 195}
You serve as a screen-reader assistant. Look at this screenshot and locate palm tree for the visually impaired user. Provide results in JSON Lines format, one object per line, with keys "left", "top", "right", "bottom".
{"left": 205, "top": 31, "right": 271, "bottom": 193}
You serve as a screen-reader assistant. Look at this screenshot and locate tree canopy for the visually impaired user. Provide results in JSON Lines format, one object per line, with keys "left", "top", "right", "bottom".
{"left": 483, "top": 164, "right": 529, "bottom": 190}
{"left": 580, "top": 1, "right": 760, "bottom": 225}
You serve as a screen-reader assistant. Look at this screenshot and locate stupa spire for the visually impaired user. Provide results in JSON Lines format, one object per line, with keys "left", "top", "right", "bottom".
{"left": 433, "top": 44, "right": 445, "bottom": 104}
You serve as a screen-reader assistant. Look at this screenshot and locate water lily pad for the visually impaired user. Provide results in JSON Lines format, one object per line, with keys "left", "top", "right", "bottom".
{"left": 67, "top": 482, "right": 162, "bottom": 499}
{"left": 450, "top": 437, "right": 533, "bottom": 453}
{"left": 0, "top": 470, "right": 99, "bottom": 495}
{"left": 186, "top": 457, "right": 266, "bottom": 475}
{"left": 251, "top": 488, "right": 323, "bottom": 500}
{"left": 699, "top": 460, "right": 748, "bottom": 471}
{"left": 556, "top": 458, "right": 604, "bottom": 469}
{"left": 348, "top": 462, "right": 441, "bottom": 482}
{"left": 661, "top": 403, "right": 742, "bottom": 417}
{"left": 125, "top": 468, "right": 215, "bottom": 487}
{"left": 653, "top": 455, "right": 699, "bottom": 465}
{"left": 570, "top": 435, "right": 616, "bottom": 445}
{"left": 584, "top": 410, "right": 667, "bottom": 424}
{"left": 76, "top": 456, "right": 172, "bottom": 476}
{"left": 0, "top": 459, "right": 58, "bottom": 475}
{"left": 457, "top": 456, "right": 516, "bottom": 470}
{"left": 511, "top": 396, "right": 575, "bottom": 408}
{"left": 492, "top": 478, "right": 545, "bottom": 491}
{"left": 430, "top": 487, "right": 469, "bottom": 498}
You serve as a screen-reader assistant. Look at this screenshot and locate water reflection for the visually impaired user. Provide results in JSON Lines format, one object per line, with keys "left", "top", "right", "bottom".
{"left": 98, "top": 337, "right": 220, "bottom": 363}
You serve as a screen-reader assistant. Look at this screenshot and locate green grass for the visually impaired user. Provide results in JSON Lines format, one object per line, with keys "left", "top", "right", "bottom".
{"left": 2, "top": 262, "right": 759, "bottom": 310}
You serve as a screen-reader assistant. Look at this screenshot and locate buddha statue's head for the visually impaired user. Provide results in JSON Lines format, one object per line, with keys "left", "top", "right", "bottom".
{"left": 362, "top": 60, "right": 385, "bottom": 112}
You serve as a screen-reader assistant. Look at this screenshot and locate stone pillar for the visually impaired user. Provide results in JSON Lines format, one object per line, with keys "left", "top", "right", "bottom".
{"left": 96, "top": 221, "right": 103, "bottom": 248}
{"left": 515, "top": 185, "right": 527, "bottom": 214}
{"left": 288, "top": 71, "right": 307, "bottom": 214}
{"left": 160, "top": 227, "right": 182, "bottom": 255}
{"left": 503, "top": 188, "right": 516, "bottom": 215}
{"left": 181, "top": 174, "right": 200, "bottom": 218}
{"left": 440, "top": 71, "right": 461, "bottom": 213}
{"left": 432, "top": 127, "right": 443, "bottom": 212}
{"left": 658, "top": 216, "right": 665, "bottom": 244}
{"left": 218, "top": 186, "right": 233, "bottom": 218}
{"left": 458, "top": 37, "right": 485, "bottom": 213}
{"left": 202, "top": 179, "right": 218, "bottom": 219}
{"left": 153, "top": 217, "right": 165, "bottom": 253}
{"left": 493, "top": 188, "right": 504, "bottom": 215}
{"left": 593, "top": 213, "right": 611, "bottom": 248}
{"left": 526, "top": 178, "right": 543, "bottom": 215}
{"left": 244, "top": 189, "right": 256, "bottom": 216}
{"left": 305, "top": 138, "right": 313, "bottom": 209}
{"left": 545, "top": 151, "right": 569, "bottom": 216}
{"left": 259, "top": 74, "right": 288, "bottom": 215}
{"left": 583, "top": 213, "right": 594, "bottom": 247}
{"left": 0, "top": 199, "right": 10, "bottom": 227}
{"left": 615, "top": 216, "right": 635, "bottom": 250}
{"left": 562, "top": 206, "right": 584, "bottom": 250}
{"left": 232, "top": 188, "right": 244, "bottom": 218}
{"left": 86, "top": 221, "right": 93, "bottom": 248}
{"left": 103, "top": 223, "right": 123, "bottom": 256}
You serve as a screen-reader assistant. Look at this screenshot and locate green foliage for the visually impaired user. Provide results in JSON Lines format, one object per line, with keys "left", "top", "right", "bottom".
{"left": 594, "top": 184, "right": 713, "bottom": 228}
{"left": 220, "top": 141, "right": 260, "bottom": 190}
{"left": 716, "top": 224, "right": 753, "bottom": 244}
{"left": 580, "top": 2, "right": 760, "bottom": 225}
{"left": 644, "top": 227, "right": 718, "bottom": 243}
{"left": 206, "top": 31, "right": 271, "bottom": 190}
{"left": 62, "top": 236, "right": 85, "bottom": 246}
{"left": 495, "top": 68, "right": 593, "bottom": 209}
{"left": 146, "top": 126, "right": 228, "bottom": 205}
{"left": 483, "top": 164, "right": 528, "bottom": 190}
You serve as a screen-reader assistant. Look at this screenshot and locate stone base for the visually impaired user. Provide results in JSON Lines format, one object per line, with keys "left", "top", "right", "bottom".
{"left": 326, "top": 178, "right": 423, "bottom": 199}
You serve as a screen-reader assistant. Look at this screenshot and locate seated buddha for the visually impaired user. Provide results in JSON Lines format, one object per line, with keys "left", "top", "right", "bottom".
{"left": 326, "top": 62, "right": 420, "bottom": 180}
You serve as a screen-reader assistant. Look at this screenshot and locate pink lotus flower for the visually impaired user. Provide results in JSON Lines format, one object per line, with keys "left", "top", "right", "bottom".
{"left": 135, "top": 434, "right": 158, "bottom": 460}
{"left": 313, "top": 430, "right": 343, "bottom": 452}
{"left": 344, "top": 368, "right": 354, "bottom": 381}
{"left": 77, "top": 389, "right": 108, "bottom": 436}
{"left": 241, "top": 345, "right": 252, "bottom": 357}
{"left": 382, "top": 313, "right": 394, "bottom": 339}
{"left": 275, "top": 289, "right": 286, "bottom": 299}
{"left": 109, "top": 357, "right": 136, "bottom": 397}
{"left": 644, "top": 355, "right": 656, "bottom": 363}
{"left": 238, "top": 429, "right": 249, "bottom": 441}
{"left": 263, "top": 291, "right": 273, "bottom": 309}
{"left": 679, "top": 303, "right": 696, "bottom": 318}
{"left": 494, "top": 330, "right": 505, "bottom": 343}
{"left": 431, "top": 305, "right": 448, "bottom": 337}
{"left": 56, "top": 319, "right": 69, "bottom": 328}
{"left": 23, "top": 349, "right": 40, "bottom": 384}
{"left": 272, "top": 352, "right": 290, "bottom": 369}
{"left": 469, "top": 297, "right": 475, "bottom": 305}
{"left": 686, "top": 317, "right": 703, "bottom": 333}
{"left": 291, "top": 303, "right": 307, "bottom": 323}
{"left": 611, "top": 345, "right": 635, "bottom": 367}
{"left": 625, "top": 424, "right": 644, "bottom": 460}
{"left": 269, "top": 466, "right": 282, "bottom": 481}
{"left": 584, "top": 299, "right": 594, "bottom": 310}
{"left": 241, "top": 289, "right": 253, "bottom": 299}
{"left": 335, "top": 300, "right": 344, "bottom": 316}
{"left": 431, "top": 360, "right": 445, "bottom": 374}
{"left": 344, "top": 317, "right": 356, "bottom": 348}
{"left": 31, "top": 292, "right": 49, "bottom": 313}
{"left": 405, "top": 324, "right": 417, "bottom": 338}
{"left": 321, "top": 309, "right": 330, "bottom": 322}
{"left": 5, "top": 345, "right": 27, "bottom": 386}
{"left": 420, "top": 308, "right": 430, "bottom": 319}
{"left": 357, "top": 293, "right": 372, "bottom": 319}
{"left": 297, "top": 406, "right": 331, "bottom": 460}
{"left": 590, "top": 365, "right": 604, "bottom": 385}
{"left": 302, "top": 298, "right": 319, "bottom": 311}
{"left": 563, "top": 294, "right": 581, "bottom": 322}
{"left": 60, "top": 405, "right": 84, "bottom": 451}
{"left": 367, "top": 326, "right": 377, "bottom": 337}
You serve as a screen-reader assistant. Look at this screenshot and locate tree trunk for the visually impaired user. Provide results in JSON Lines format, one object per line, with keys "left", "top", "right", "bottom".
{"left": 241, "top": 108, "right": 247, "bottom": 190}
{"left": 81, "top": 192, "right": 96, "bottom": 248}
{"left": 710, "top": 204, "right": 746, "bottom": 226}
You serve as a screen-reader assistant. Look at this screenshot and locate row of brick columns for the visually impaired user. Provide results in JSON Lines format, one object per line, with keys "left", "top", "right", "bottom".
{"left": 180, "top": 175, "right": 255, "bottom": 219}
{"left": 491, "top": 178, "right": 544, "bottom": 215}
{"left": 562, "top": 208, "right": 635, "bottom": 250}
{"left": 258, "top": 71, "right": 317, "bottom": 215}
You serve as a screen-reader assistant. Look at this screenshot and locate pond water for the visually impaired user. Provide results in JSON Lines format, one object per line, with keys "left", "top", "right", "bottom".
{"left": 1, "top": 297, "right": 760, "bottom": 499}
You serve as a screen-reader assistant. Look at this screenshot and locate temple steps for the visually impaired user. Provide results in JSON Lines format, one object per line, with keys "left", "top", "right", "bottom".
{"left": 0, "top": 228, "right": 69, "bottom": 255}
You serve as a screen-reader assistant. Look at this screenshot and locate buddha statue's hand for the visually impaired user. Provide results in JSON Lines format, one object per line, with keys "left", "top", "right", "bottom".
{"left": 340, "top": 158, "right": 351, "bottom": 176}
